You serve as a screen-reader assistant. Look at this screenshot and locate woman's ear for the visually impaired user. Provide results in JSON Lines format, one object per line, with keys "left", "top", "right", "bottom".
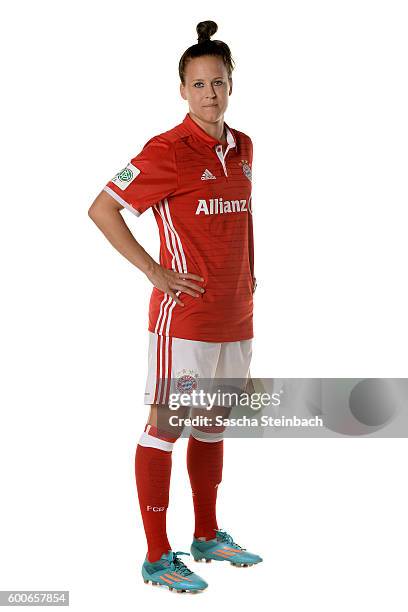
{"left": 180, "top": 82, "right": 187, "bottom": 101}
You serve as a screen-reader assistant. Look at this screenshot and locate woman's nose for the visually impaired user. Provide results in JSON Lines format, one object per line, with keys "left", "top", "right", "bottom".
{"left": 204, "top": 84, "right": 216, "bottom": 96}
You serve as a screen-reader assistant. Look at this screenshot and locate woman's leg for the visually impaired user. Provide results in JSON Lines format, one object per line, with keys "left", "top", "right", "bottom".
{"left": 135, "top": 403, "right": 189, "bottom": 561}
{"left": 186, "top": 405, "right": 232, "bottom": 541}
{"left": 187, "top": 339, "right": 252, "bottom": 541}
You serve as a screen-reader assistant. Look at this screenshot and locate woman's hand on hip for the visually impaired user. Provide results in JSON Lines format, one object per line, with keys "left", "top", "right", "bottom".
{"left": 145, "top": 263, "right": 205, "bottom": 306}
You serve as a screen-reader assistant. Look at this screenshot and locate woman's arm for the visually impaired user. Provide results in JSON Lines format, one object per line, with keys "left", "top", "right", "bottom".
{"left": 88, "top": 190, "right": 205, "bottom": 306}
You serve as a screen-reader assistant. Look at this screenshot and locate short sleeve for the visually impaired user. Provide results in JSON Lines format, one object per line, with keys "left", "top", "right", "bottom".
{"left": 103, "top": 137, "right": 178, "bottom": 216}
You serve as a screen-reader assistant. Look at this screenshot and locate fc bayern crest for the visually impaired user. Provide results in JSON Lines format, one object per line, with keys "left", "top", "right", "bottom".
{"left": 176, "top": 369, "right": 199, "bottom": 394}
{"left": 240, "top": 159, "right": 252, "bottom": 181}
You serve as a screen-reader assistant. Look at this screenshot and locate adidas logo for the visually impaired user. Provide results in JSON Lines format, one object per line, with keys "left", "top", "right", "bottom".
{"left": 201, "top": 169, "right": 216, "bottom": 180}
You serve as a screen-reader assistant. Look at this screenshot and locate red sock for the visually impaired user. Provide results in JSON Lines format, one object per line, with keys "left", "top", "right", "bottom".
{"left": 135, "top": 424, "right": 178, "bottom": 562}
{"left": 187, "top": 435, "right": 224, "bottom": 541}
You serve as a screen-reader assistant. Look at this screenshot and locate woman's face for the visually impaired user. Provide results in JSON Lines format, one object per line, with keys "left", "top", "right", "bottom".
{"left": 180, "top": 55, "right": 232, "bottom": 123}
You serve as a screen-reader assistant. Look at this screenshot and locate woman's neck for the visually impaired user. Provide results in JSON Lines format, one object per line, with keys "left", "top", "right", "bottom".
{"left": 189, "top": 112, "right": 226, "bottom": 144}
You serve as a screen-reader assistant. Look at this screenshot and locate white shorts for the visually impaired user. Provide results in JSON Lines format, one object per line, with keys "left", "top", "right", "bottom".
{"left": 144, "top": 332, "right": 253, "bottom": 406}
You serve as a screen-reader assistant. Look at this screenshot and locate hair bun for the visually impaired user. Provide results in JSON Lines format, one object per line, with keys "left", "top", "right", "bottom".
{"left": 196, "top": 20, "right": 218, "bottom": 44}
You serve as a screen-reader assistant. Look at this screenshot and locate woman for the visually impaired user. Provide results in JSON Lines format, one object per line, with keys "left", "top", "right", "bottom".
{"left": 88, "top": 20, "right": 261, "bottom": 594}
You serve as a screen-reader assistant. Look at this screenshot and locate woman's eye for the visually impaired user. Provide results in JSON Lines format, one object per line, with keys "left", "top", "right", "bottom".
{"left": 193, "top": 81, "right": 224, "bottom": 88}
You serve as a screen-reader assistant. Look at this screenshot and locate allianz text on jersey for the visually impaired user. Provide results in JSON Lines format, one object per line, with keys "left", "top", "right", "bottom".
{"left": 195, "top": 195, "right": 252, "bottom": 215}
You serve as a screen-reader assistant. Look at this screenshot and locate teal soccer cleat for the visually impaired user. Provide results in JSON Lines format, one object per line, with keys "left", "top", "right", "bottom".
{"left": 191, "top": 529, "right": 263, "bottom": 567}
{"left": 142, "top": 550, "right": 208, "bottom": 593}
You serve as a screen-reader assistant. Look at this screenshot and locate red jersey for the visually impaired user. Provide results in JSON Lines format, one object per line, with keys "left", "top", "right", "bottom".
{"left": 104, "top": 112, "right": 254, "bottom": 342}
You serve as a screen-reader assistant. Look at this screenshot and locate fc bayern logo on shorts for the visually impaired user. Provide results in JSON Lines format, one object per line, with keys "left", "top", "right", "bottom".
{"left": 240, "top": 160, "right": 252, "bottom": 182}
{"left": 176, "top": 369, "right": 199, "bottom": 394}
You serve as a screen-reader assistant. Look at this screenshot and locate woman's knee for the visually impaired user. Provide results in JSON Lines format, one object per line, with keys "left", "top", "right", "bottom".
{"left": 147, "top": 404, "right": 190, "bottom": 440}
{"left": 189, "top": 405, "right": 232, "bottom": 440}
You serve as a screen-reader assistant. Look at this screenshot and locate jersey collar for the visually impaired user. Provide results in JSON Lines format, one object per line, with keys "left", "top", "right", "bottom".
{"left": 183, "top": 112, "right": 236, "bottom": 149}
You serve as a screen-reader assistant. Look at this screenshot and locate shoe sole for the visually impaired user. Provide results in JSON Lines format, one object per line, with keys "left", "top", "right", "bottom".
{"left": 143, "top": 579, "right": 206, "bottom": 593}
{"left": 193, "top": 557, "right": 257, "bottom": 567}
